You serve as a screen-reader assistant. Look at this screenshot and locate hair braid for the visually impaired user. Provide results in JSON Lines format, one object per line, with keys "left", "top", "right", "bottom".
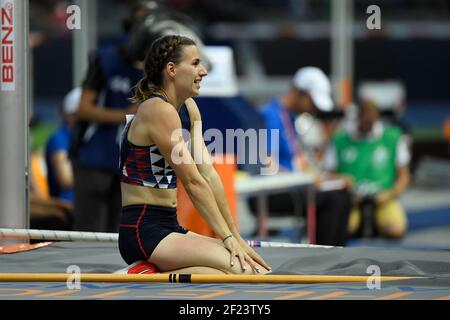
{"left": 131, "top": 35, "right": 196, "bottom": 104}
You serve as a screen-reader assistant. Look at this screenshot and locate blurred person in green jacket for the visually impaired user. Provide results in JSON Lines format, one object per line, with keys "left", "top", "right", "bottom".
{"left": 324, "top": 99, "right": 411, "bottom": 239}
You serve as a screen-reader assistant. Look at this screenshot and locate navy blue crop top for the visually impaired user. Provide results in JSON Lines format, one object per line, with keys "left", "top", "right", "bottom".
{"left": 119, "top": 95, "right": 191, "bottom": 189}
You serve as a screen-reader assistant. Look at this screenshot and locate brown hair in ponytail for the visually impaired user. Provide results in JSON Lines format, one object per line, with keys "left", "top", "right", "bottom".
{"left": 132, "top": 77, "right": 150, "bottom": 104}
{"left": 131, "top": 35, "right": 196, "bottom": 104}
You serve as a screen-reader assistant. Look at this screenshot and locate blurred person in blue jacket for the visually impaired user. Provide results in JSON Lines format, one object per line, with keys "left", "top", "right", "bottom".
{"left": 45, "top": 88, "right": 81, "bottom": 203}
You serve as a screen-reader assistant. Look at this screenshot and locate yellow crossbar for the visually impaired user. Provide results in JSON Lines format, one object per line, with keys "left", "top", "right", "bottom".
{"left": 0, "top": 273, "right": 419, "bottom": 284}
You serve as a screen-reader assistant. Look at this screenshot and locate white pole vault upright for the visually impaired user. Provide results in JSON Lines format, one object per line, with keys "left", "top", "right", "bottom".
{"left": 331, "top": 0, "right": 354, "bottom": 108}
{"left": 73, "top": 0, "right": 97, "bottom": 87}
{"left": 0, "top": 0, "right": 30, "bottom": 241}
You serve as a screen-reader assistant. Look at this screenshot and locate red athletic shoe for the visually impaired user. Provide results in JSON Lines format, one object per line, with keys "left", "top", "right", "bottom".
{"left": 114, "top": 261, "right": 159, "bottom": 274}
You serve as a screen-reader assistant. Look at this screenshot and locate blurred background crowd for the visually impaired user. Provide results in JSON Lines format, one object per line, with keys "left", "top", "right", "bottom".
{"left": 25, "top": 0, "right": 450, "bottom": 249}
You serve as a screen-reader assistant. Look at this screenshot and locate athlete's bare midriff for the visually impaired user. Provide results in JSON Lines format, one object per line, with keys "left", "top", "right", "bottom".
{"left": 121, "top": 182, "right": 178, "bottom": 208}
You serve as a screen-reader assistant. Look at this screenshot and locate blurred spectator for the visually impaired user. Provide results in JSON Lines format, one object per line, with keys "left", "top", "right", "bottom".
{"left": 122, "top": 1, "right": 157, "bottom": 32}
{"left": 30, "top": 191, "right": 73, "bottom": 231}
{"left": 29, "top": 145, "right": 73, "bottom": 230}
{"left": 252, "top": 67, "right": 352, "bottom": 246}
{"left": 324, "top": 99, "right": 411, "bottom": 239}
{"left": 45, "top": 88, "right": 81, "bottom": 203}
{"left": 29, "top": 0, "right": 70, "bottom": 40}
{"left": 357, "top": 81, "right": 410, "bottom": 139}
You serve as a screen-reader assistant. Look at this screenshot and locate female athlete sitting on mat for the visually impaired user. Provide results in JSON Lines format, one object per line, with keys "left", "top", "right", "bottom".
{"left": 118, "top": 35, "right": 271, "bottom": 274}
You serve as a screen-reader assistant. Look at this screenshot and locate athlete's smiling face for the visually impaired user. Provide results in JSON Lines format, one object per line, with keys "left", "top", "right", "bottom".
{"left": 173, "top": 45, "right": 208, "bottom": 97}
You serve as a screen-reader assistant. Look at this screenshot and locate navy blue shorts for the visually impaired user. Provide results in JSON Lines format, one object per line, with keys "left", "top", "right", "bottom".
{"left": 118, "top": 204, "right": 188, "bottom": 265}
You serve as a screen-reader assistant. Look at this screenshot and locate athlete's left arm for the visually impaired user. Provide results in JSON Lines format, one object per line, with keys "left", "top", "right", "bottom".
{"left": 185, "top": 99, "right": 238, "bottom": 235}
{"left": 185, "top": 99, "right": 271, "bottom": 271}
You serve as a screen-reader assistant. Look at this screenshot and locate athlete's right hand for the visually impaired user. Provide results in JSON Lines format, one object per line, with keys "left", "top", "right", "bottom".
{"left": 223, "top": 236, "right": 257, "bottom": 273}
{"left": 237, "top": 237, "right": 271, "bottom": 273}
